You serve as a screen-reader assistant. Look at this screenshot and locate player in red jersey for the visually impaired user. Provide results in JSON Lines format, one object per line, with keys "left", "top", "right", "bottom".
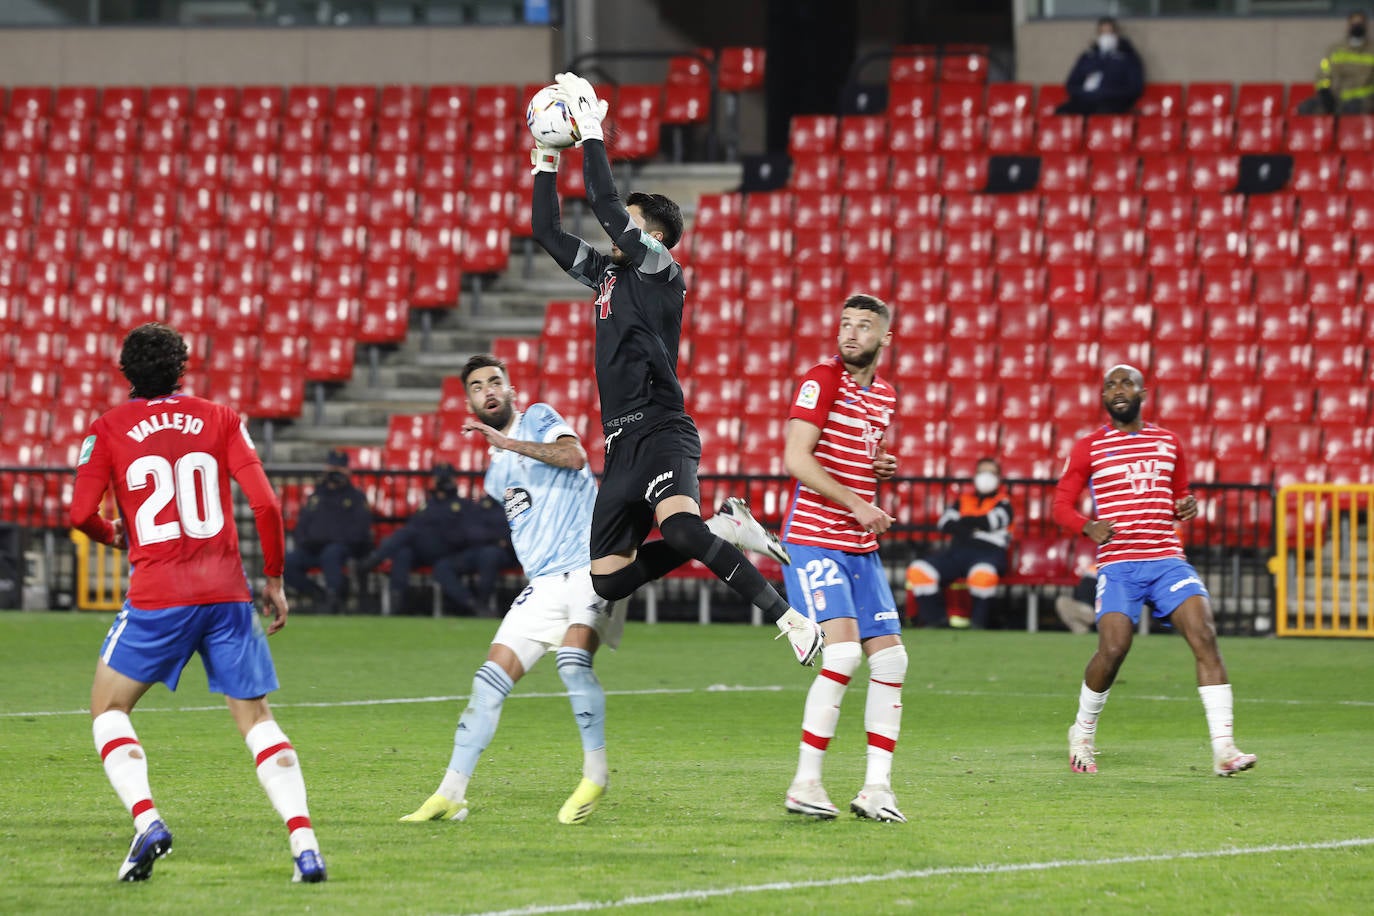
{"left": 68, "top": 323, "right": 327, "bottom": 883}
{"left": 1053, "top": 364, "right": 1256, "bottom": 778}
{"left": 778, "top": 294, "right": 908, "bottom": 823}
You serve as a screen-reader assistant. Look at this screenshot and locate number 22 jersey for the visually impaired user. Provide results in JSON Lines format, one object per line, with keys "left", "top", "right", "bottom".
{"left": 72, "top": 394, "right": 283, "bottom": 609}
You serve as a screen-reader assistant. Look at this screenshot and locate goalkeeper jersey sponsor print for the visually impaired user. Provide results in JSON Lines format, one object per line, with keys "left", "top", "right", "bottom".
{"left": 782, "top": 357, "right": 896, "bottom": 554}
{"left": 484, "top": 403, "right": 597, "bottom": 579}
{"left": 1053, "top": 423, "right": 1191, "bottom": 567}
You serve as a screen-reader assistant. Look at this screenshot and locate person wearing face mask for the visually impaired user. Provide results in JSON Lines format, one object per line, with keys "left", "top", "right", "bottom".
{"left": 283, "top": 449, "right": 374, "bottom": 614}
{"left": 1054, "top": 17, "right": 1144, "bottom": 116}
{"left": 905, "top": 458, "right": 1014, "bottom": 630}
{"left": 1298, "top": 11, "right": 1374, "bottom": 114}
{"left": 360, "top": 463, "right": 515, "bottom": 615}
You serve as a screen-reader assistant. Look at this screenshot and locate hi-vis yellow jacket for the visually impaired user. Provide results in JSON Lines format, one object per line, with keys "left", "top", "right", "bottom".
{"left": 1316, "top": 39, "right": 1374, "bottom": 104}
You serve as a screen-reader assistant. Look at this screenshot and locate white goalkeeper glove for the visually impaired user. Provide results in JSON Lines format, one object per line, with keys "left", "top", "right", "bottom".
{"left": 553, "top": 71, "right": 608, "bottom": 145}
{"left": 776, "top": 608, "right": 824, "bottom": 667}
{"left": 530, "top": 144, "right": 560, "bottom": 174}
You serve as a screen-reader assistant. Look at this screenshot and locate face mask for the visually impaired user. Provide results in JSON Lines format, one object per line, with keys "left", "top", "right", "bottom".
{"left": 1096, "top": 33, "right": 1118, "bottom": 54}
{"left": 974, "top": 472, "right": 1000, "bottom": 494}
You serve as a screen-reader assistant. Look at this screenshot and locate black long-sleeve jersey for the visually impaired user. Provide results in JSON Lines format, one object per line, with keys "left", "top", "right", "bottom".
{"left": 531, "top": 139, "right": 688, "bottom": 437}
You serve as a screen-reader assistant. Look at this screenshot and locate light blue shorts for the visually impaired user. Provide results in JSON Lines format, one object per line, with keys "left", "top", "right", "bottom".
{"left": 1096, "top": 558, "right": 1210, "bottom": 625}
{"left": 783, "top": 543, "right": 901, "bottom": 640}
{"left": 99, "top": 601, "right": 279, "bottom": 699}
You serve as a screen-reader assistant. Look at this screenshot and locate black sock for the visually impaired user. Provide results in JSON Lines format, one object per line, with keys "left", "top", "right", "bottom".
{"left": 659, "top": 513, "right": 791, "bottom": 619}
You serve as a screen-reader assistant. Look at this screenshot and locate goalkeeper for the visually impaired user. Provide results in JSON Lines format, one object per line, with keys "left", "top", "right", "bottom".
{"left": 530, "top": 72, "right": 824, "bottom": 666}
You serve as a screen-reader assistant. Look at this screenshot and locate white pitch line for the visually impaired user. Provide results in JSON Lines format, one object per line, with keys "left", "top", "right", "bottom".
{"left": 460, "top": 837, "right": 1374, "bottom": 916}
{"left": 4, "top": 684, "right": 1371, "bottom": 720}
{"left": 0, "top": 684, "right": 785, "bottom": 719}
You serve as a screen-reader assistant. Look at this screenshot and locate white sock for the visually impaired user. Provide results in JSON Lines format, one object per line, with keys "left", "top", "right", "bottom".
{"left": 1074, "top": 682, "right": 1110, "bottom": 737}
{"left": 245, "top": 720, "right": 318, "bottom": 857}
{"left": 584, "top": 748, "right": 609, "bottom": 788}
{"left": 93, "top": 710, "right": 161, "bottom": 833}
{"left": 1198, "top": 683, "right": 1237, "bottom": 756}
{"left": 794, "top": 642, "right": 862, "bottom": 783}
{"left": 438, "top": 768, "right": 470, "bottom": 803}
{"left": 863, "top": 644, "right": 907, "bottom": 789}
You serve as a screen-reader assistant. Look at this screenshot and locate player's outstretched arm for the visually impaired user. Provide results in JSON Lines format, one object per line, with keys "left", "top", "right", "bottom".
{"left": 463, "top": 420, "right": 587, "bottom": 470}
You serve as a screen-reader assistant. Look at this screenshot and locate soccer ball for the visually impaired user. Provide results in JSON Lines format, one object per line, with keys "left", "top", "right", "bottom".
{"left": 526, "top": 85, "right": 579, "bottom": 149}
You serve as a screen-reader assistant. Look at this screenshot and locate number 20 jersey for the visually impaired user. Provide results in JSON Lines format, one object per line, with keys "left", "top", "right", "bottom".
{"left": 76, "top": 394, "right": 266, "bottom": 608}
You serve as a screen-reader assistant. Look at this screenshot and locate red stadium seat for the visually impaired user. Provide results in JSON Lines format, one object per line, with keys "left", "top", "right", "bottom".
{"left": 1087, "top": 154, "right": 1139, "bottom": 193}
{"left": 993, "top": 193, "right": 1043, "bottom": 232}
{"left": 1296, "top": 191, "right": 1350, "bottom": 231}
{"left": 889, "top": 152, "right": 941, "bottom": 192}
{"left": 1311, "top": 341, "right": 1367, "bottom": 384}
{"left": 944, "top": 265, "right": 995, "bottom": 305}
{"left": 1235, "top": 116, "right": 1284, "bottom": 154}
{"left": 1096, "top": 266, "right": 1148, "bottom": 305}
{"left": 1083, "top": 115, "right": 1135, "bottom": 153}
{"left": 939, "top": 153, "right": 987, "bottom": 193}
{"left": 840, "top": 153, "right": 889, "bottom": 192}
{"left": 1242, "top": 192, "right": 1296, "bottom": 231}
{"left": 1042, "top": 228, "right": 1092, "bottom": 266}
{"left": 788, "top": 151, "right": 841, "bottom": 191}
{"left": 1137, "top": 83, "right": 1184, "bottom": 117}
{"left": 1301, "top": 230, "right": 1353, "bottom": 268}
{"left": 1289, "top": 153, "right": 1341, "bottom": 191}
{"left": 1038, "top": 152, "right": 1090, "bottom": 191}
{"left": 1185, "top": 116, "right": 1235, "bottom": 153}
{"left": 1146, "top": 228, "right": 1196, "bottom": 267}
{"left": 1185, "top": 82, "right": 1234, "bottom": 118}
{"left": 1275, "top": 113, "right": 1330, "bottom": 152}
{"left": 1033, "top": 116, "right": 1088, "bottom": 153}
{"left": 1142, "top": 191, "right": 1194, "bottom": 232}
{"left": 885, "top": 116, "right": 937, "bottom": 153}
{"left": 839, "top": 115, "right": 888, "bottom": 154}
{"left": 1210, "top": 388, "right": 1265, "bottom": 424}
{"left": 986, "top": 115, "right": 1034, "bottom": 153}
{"left": 1130, "top": 114, "right": 1181, "bottom": 155}
{"left": 1236, "top": 83, "right": 1286, "bottom": 118}
{"left": 718, "top": 46, "right": 766, "bottom": 93}
{"left": 1259, "top": 344, "right": 1314, "bottom": 386}
{"left": 1316, "top": 388, "right": 1371, "bottom": 425}
{"left": 54, "top": 86, "right": 98, "bottom": 120}
{"left": 1188, "top": 154, "right": 1240, "bottom": 192}
{"left": 1033, "top": 84, "right": 1068, "bottom": 119}
{"left": 943, "top": 227, "right": 994, "bottom": 266}
{"left": 986, "top": 82, "right": 1035, "bottom": 118}
{"left": 1037, "top": 190, "right": 1088, "bottom": 230}
{"left": 1344, "top": 153, "right": 1374, "bottom": 191}
{"left": 1154, "top": 341, "right": 1209, "bottom": 381}
{"left": 937, "top": 116, "right": 985, "bottom": 153}
{"left": 1245, "top": 229, "right": 1299, "bottom": 268}
{"left": 995, "top": 266, "right": 1046, "bottom": 305}
{"left": 942, "top": 192, "right": 996, "bottom": 229}
{"left": 888, "top": 83, "right": 937, "bottom": 119}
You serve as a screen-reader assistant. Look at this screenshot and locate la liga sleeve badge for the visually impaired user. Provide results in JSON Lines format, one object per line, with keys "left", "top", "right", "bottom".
{"left": 795, "top": 379, "right": 821, "bottom": 410}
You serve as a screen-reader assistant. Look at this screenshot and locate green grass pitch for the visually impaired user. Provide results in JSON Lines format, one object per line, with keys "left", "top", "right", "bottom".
{"left": 1, "top": 611, "right": 1370, "bottom": 914}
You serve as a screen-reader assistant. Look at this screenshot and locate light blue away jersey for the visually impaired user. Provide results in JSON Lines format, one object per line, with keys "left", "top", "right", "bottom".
{"left": 484, "top": 403, "right": 596, "bottom": 578}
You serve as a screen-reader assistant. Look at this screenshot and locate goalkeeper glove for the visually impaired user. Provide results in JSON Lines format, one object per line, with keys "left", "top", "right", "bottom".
{"left": 553, "top": 71, "right": 608, "bottom": 144}
{"left": 530, "top": 144, "right": 560, "bottom": 174}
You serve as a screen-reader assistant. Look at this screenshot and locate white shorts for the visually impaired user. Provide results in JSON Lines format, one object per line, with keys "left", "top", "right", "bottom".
{"left": 492, "top": 567, "right": 626, "bottom": 673}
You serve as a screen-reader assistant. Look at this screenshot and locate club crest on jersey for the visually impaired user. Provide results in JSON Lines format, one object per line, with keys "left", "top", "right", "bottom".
{"left": 1124, "top": 458, "right": 1162, "bottom": 494}
{"left": 796, "top": 380, "right": 821, "bottom": 410}
{"left": 77, "top": 435, "right": 96, "bottom": 466}
{"left": 595, "top": 274, "right": 617, "bottom": 319}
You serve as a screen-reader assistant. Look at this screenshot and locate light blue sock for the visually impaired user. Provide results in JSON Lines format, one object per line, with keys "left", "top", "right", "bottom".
{"left": 556, "top": 647, "right": 608, "bottom": 784}
{"left": 447, "top": 662, "right": 514, "bottom": 777}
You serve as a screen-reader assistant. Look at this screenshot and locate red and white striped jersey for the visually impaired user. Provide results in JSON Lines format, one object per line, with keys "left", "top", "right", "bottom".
{"left": 782, "top": 357, "right": 896, "bottom": 553}
{"left": 1053, "top": 422, "right": 1191, "bottom": 567}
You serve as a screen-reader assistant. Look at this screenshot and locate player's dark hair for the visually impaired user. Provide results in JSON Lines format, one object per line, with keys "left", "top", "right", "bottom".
{"left": 626, "top": 191, "right": 683, "bottom": 250}
{"left": 120, "top": 322, "right": 188, "bottom": 399}
{"left": 842, "top": 293, "right": 891, "bottom": 323}
{"left": 461, "top": 353, "right": 508, "bottom": 385}
{"left": 1098, "top": 16, "right": 1118, "bottom": 30}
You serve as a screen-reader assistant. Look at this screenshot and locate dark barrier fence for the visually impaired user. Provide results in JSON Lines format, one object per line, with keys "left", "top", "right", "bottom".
{"left": 1, "top": 466, "right": 1275, "bottom": 635}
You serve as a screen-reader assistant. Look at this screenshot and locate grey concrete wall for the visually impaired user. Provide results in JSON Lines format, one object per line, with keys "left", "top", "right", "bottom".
{"left": 1017, "top": 18, "right": 1343, "bottom": 86}
{"left": 0, "top": 27, "right": 556, "bottom": 86}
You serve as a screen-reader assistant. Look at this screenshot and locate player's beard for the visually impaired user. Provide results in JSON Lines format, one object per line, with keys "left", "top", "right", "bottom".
{"left": 842, "top": 343, "right": 881, "bottom": 370}
{"left": 475, "top": 395, "right": 515, "bottom": 431}
{"left": 1105, "top": 396, "right": 1142, "bottom": 425}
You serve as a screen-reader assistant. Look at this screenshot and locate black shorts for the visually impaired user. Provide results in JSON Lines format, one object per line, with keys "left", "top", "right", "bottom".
{"left": 590, "top": 415, "right": 702, "bottom": 560}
